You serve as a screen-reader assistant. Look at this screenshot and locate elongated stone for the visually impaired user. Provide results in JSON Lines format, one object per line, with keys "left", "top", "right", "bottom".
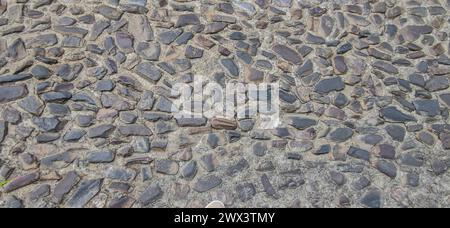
{"left": 67, "top": 179, "right": 103, "bottom": 208}
{"left": 0, "top": 84, "right": 28, "bottom": 103}
{"left": 0, "top": 74, "right": 32, "bottom": 84}
{"left": 139, "top": 184, "right": 163, "bottom": 206}
{"left": 211, "top": 118, "right": 237, "bottom": 130}
{"left": 135, "top": 62, "right": 162, "bottom": 83}
{"left": 315, "top": 77, "right": 345, "bottom": 94}
{"left": 220, "top": 58, "right": 239, "bottom": 77}
{"left": 273, "top": 44, "right": 302, "bottom": 64}
{"left": 175, "top": 14, "right": 200, "bottom": 27}
{"left": 380, "top": 107, "right": 417, "bottom": 123}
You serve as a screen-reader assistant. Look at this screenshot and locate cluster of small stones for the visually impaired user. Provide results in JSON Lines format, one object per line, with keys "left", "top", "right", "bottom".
{"left": 1, "top": 0, "right": 450, "bottom": 208}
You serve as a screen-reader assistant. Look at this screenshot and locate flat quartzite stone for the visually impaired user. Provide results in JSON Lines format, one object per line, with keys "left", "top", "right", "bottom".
{"left": 155, "top": 159, "right": 179, "bottom": 175}
{"left": 0, "top": 85, "right": 28, "bottom": 103}
{"left": 315, "top": 77, "right": 345, "bottom": 94}
{"left": 273, "top": 44, "right": 302, "bottom": 64}
{"left": 67, "top": 179, "right": 103, "bottom": 208}
{"left": 193, "top": 175, "right": 222, "bottom": 193}
{"left": 139, "top": 184, "right": 163, "bottom": 206}
{"left": 3, "top": 172, "right": 40, "bottom": 193}
{"left": 135, "top": 62, "right": 162, "bottom": 83}
{"left": 380, "top": 107, "right": 417, "bottom": 123}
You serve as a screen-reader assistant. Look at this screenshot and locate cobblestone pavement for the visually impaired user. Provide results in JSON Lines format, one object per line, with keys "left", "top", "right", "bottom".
{"left": 1, "top": 0, "right": 450, "bottom": 208}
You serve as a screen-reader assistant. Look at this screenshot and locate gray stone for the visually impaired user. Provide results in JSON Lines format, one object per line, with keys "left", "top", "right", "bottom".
{"left": 181, "top": 161, "right": 198, "bottom": 180}
{"left": 62, "top": 35, "right": 83, "bottom": 48}
{"left": 53, "top": 26, "right": 89, "bottom": 37}
{"left": 3, "top": 172, "right": 40, "bottom": 193}
{"left": 63, "top": 129, "right": 86, "bottom": 142}
{"left": 232, "top": 1, "right": 256, "bottom": 16}
{"left": 329, "top": 127, "right": 353, "bottom": 142}
{"left": 425, "top": 76, "right": 449, "bottom": 92}
{"left": 289, "top": 117, "right": 317, "bottom": 130}
{"left": 236, "top": 183, "right": 256, "bottom": 202}
{"left": 273, "top": 44, "right": 302, "bottom": 64}
{"left": 18, "top": 96, "right": 44, "bottom": 115}
{"left": 432, "top": 160, "right": 448, "bottom": 176}
{"left": 41, "top": 91, "right": 72, "bottom": 103}
{"left": 135, "top": 62, "right": 162, "bottom": 83}
{"left": 353, "top": 176, "right": 371, "bottom": 190}
{"left": 440, "top": 132, "right": 450, "bottom": 150}
{"left": 0, "top": 85, "right": 28, "bottom": 103}
{"left": 87, "top": 150, "right": 115, "bottom": 163}
{"left": 220, "top": 58, "right": 239, "bottom": 77}
{"left": 347, "top": 147, "right": 370, "bottom": 161}
{"left": 376, "top": 160, "right": 397, "bottom": 178}
{"left": 200, "top": 154, "right": 216, "bottom": 172}
{"left": 314, "top": 144, "right": 331, "bottom": 155}
{"left": 139, "top": 184, "right": 162, "bottom": 206}
{"left": 106, "top": 167, "right": 136, "bottom": 181}
{"left": 26, "top": 34, "right": 58, "bottom": 48}
{"left": 261, "top": 174, "right": 278, "bottom": 198}
{"left": 155, "top": 159, "right": 179, "bottom": 175}
{"left": 0, "top": 121, "right": 6, "bottom": 143}
{"left": 385, "top": 125, "right": 406, "bottom": 142}
{"left": 253, "top": 142, "right": 268, "bottom": 157}
{"left": 333, "top": 56, "right": 348, "bottom": 74}
{"left": 175, "top": 14, "right": 200, "bottom": 27}
{"left": 372, "top": 61, "right": 398, "bottom": 74}
{"left": 226, "top": 159, "right": 249, "bottom": 176}
{"left": 400, "top": 152, "right": 425, "bottom": 167}
{"left": 204, "top": 22, "right": 228, "bottom": 34}
{"left": 413, "top": 100, "right": 440, "bottom": 117}
{"left": 295, "top": 60, "right": 313, "bottom": 77}
{"left": 185, "top": 45, "right": 204, "bottom": 59}
{"left": 330, "top": 171, "right": 346, "bottom": 186}
{"left": 406, "top": 173, "right": 420, "bottom": 187}
{"left": 53, "top": 171, "right": 80, "bottom": 203}
{"left": 2, "top": 108, "right": 21, "bottom": 124}
{"left": 118, "top": 124, "right": 152, "bottom": 136}
{"left": 48, "top": 103, "right": 70, "bottom": 116}
{"left": 88, "top": 21, "right": 110, "bottom": 41}
{"left": 115, "top": 32, "right": 134, "bottom": 53}
{"left": 28, "top": 185, "right": 50, "bottom": 201}
{"left": 380, "top": 107, "right": 417, "bottom": 123}
{"left": 67, "top": 179, "right": 103, "bottom": 208}
{"left": 132, "top": 137, "right": 150, "bottom": 153}
{"left": 154, "top": 96, "right": 177, "bottom": 113}
{"left": 8, "top": 38, "right": 26, "bottom": 60}
{"left": 159, "top": 29, "right": 183, "bottom": 45}
{"left": 128, "top": 14, "right": 154, "bottom": 42}
{"left": 361, "top": 189, "right": 382, "bottom": 208}
{"left": 176, "top": 117, "right": 207, "bottom": 127}
{"left": 33, "top": 117, "right": 61, "bottom": 132}
{"left": 136, "top": 42, "right": 160, "bottom": 61}
{"left": 374, "top": 144, "right": 396, "bottom": 160}
{"left": 5, "top": 196, "right": 23, "bottom": 208}
{"left": 402, "top": 25, "right": 433, "bottom": 42}
{"left": 193, "top": 175, "right": 222, "bottom": 192}
{"left": 0, "top": 74, "right": 32, "bottom": 84}
{"left": 95, "top": 5, "right": 123, "bottom": 20}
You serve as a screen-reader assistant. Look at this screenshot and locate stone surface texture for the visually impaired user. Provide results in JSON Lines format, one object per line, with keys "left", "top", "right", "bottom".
{"left": 1, "top": 0, "right": 450, "bottom": 208}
